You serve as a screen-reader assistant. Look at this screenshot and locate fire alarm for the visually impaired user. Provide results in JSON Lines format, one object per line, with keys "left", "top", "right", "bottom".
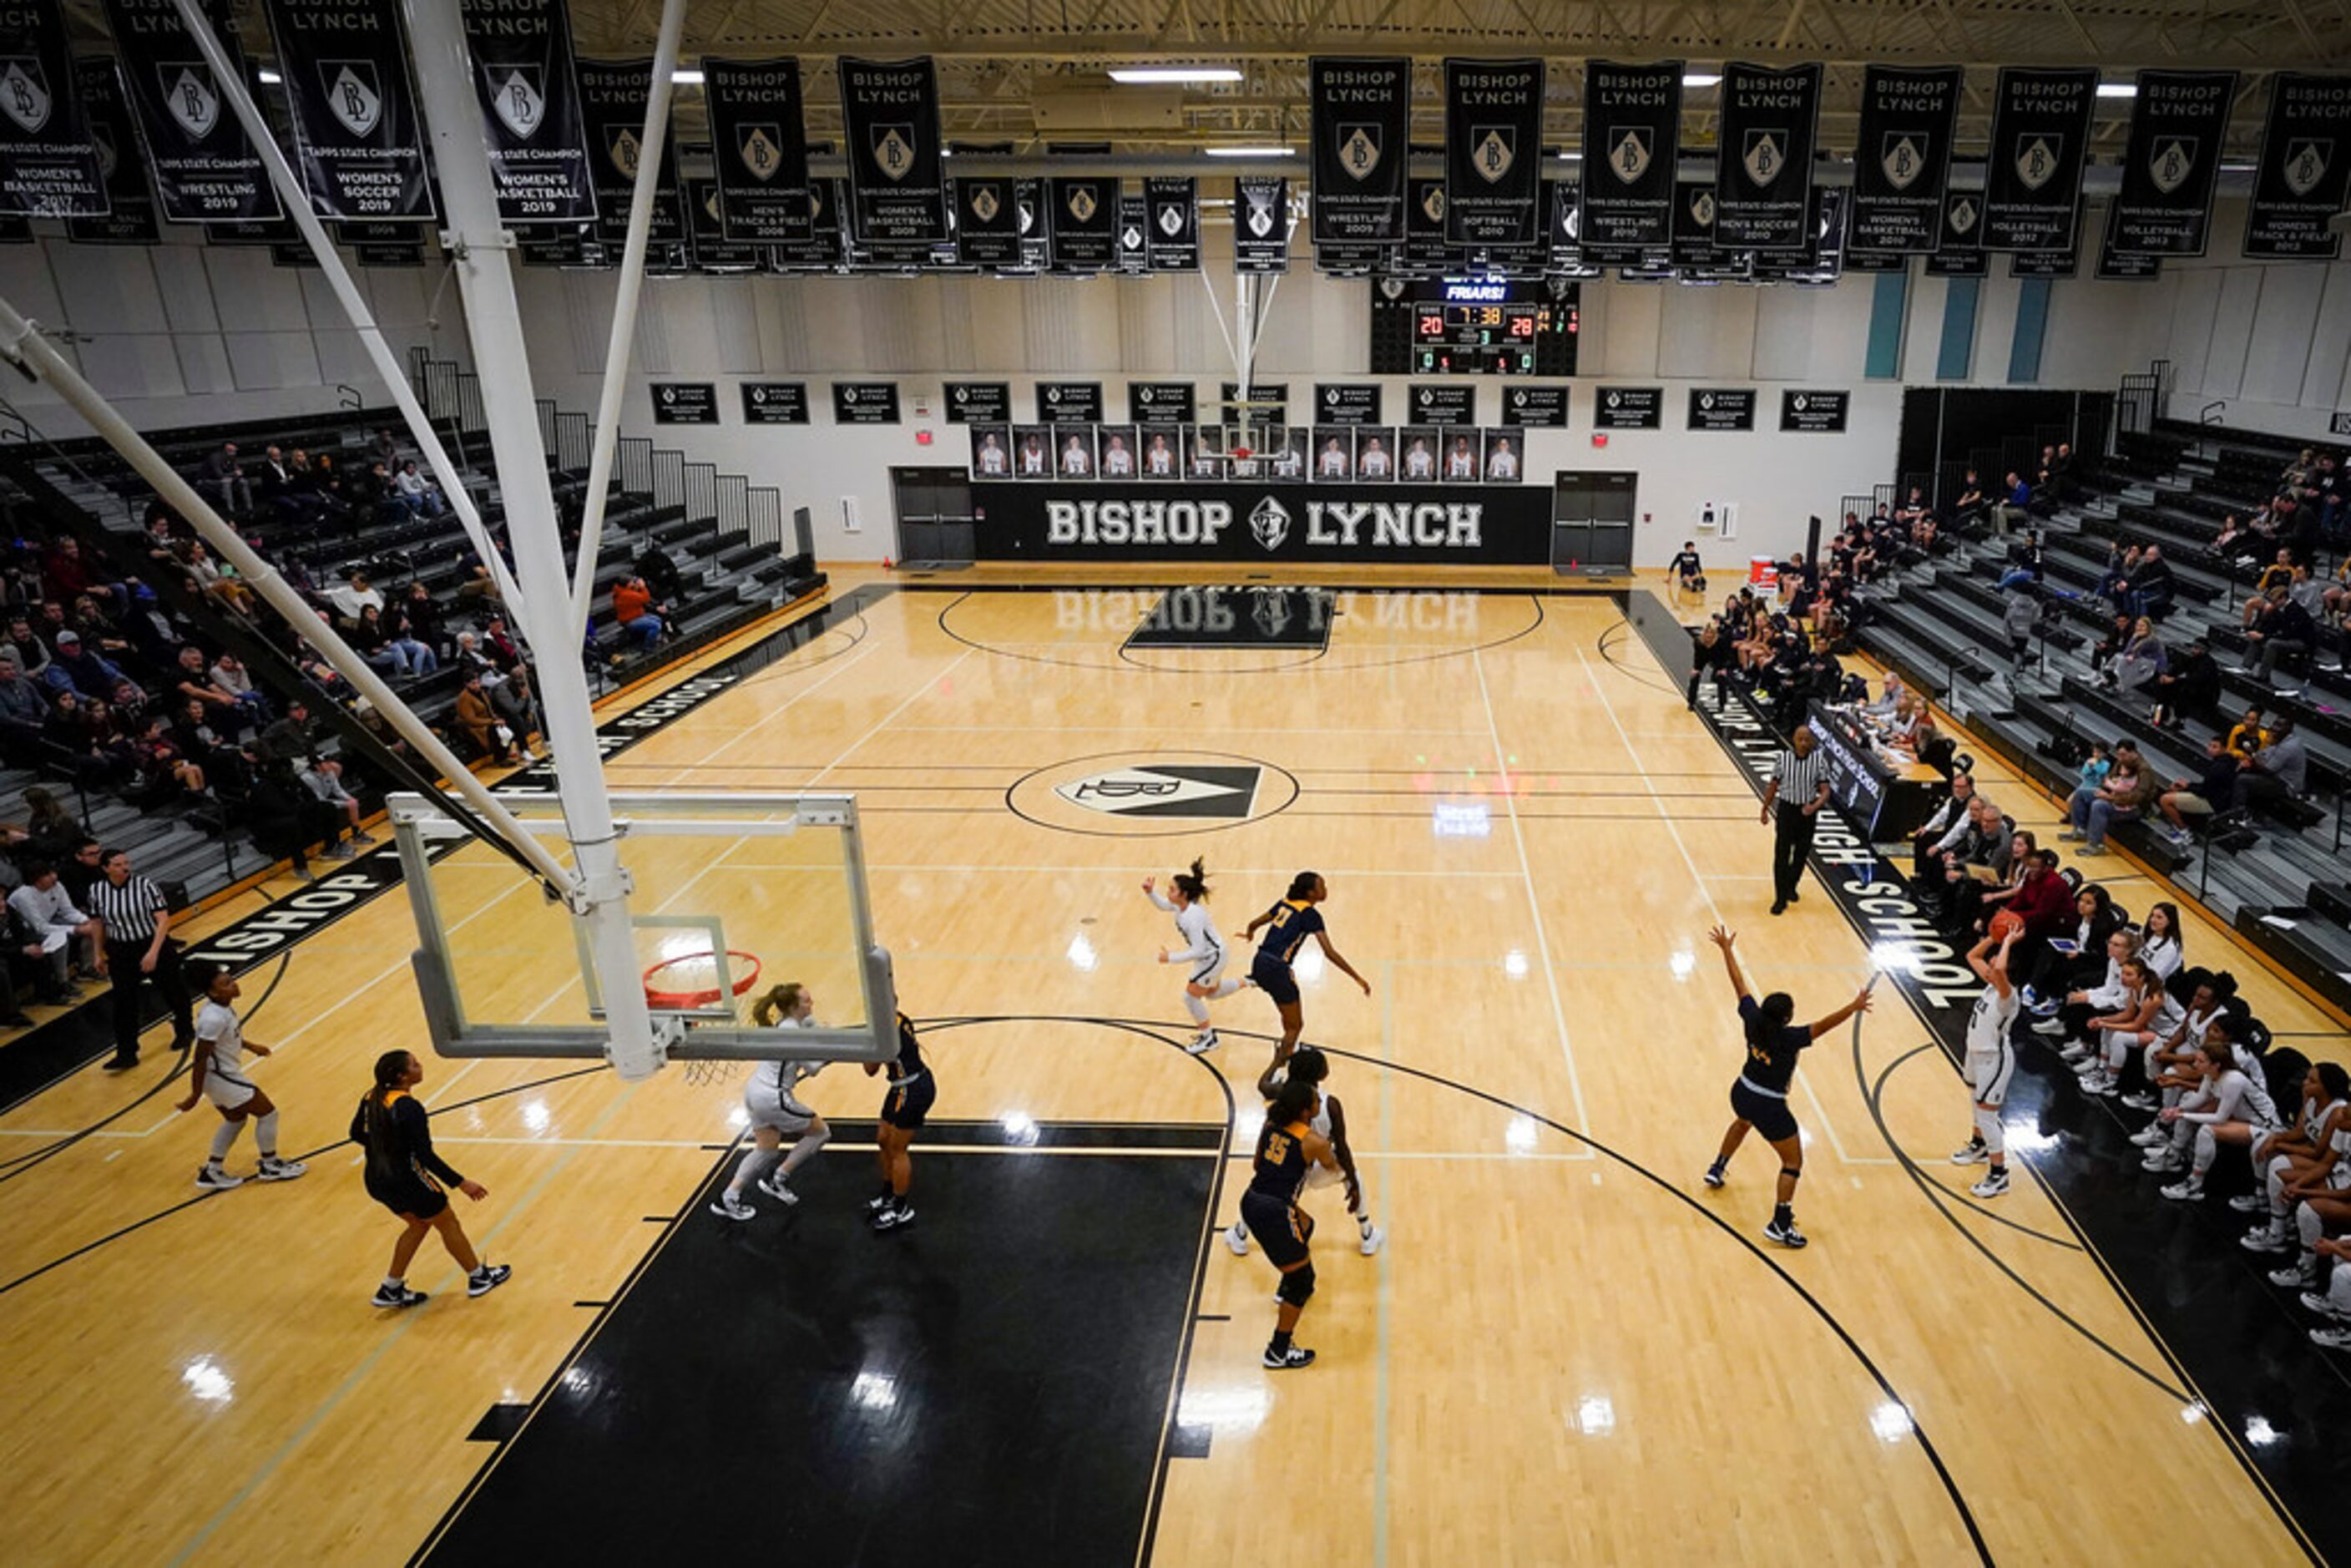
{"left": 1590, "top": 432, "right": 1609, "bottom": 448}
{"left": 915, "top": 429, "right": 933, "bottom": 446}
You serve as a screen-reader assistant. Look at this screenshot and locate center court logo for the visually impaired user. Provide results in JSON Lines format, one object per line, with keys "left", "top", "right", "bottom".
{"left": 1054, "top": 765, "right": 1262, "bottom": 819}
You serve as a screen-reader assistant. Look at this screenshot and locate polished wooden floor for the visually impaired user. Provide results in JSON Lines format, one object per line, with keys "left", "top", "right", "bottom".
{"left": 0, "top": 579, "right": 2337, "bottom": 1565}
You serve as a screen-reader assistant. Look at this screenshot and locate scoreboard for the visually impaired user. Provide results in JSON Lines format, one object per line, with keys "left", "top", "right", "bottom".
{"left": 1372, "top": 279, "right": 1578, "bottom": 376}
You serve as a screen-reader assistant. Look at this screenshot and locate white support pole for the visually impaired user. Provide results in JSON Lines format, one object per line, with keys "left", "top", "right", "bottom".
{"left": 403, "top": 0, "right": 662, "bottom": 1079}
{"left": 569, "top": 0, "right": 685, "bottom": 634}
{"left": 168, "top": 0, "right": 531, "bottom": 630}
{"left": 0, "top": 298, "right": 577, "bottom": 895}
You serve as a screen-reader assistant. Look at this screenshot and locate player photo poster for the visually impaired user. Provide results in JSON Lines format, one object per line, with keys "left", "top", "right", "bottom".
{"left": 1398, "top": 427, "right": 1441, "bottom": 481}
{"left": 1054, "top": 425, "right": 1097, "bottom": 479}
{"left": 1483, "top": 430, "right": 1523, "bottom": 483}
{"left": 1311, "top": 426, "right": 1353, "bottom": 480}
{"left": 1441, "top": 430, "right": 1482, "bottom": 483}
{"left": 1095, "top": 425, "right": 1140, "bottom": 479}
{"left": 968, "top": 424, "right": 1012, "bottom": 478}
{"left": 1011, "top": 425, "right": 1052, "bottom": 479}
{"left": 1353, "top": 426, "right": 1398, "bottom": 482}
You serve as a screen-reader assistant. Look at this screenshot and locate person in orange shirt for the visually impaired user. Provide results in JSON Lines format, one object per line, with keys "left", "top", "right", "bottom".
{"left": 610, "top": 575, "right": 666, "bottom": 649}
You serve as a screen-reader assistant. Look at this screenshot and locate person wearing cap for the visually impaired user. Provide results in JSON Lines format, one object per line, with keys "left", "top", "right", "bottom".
{"left": 40, "top": 630, "right": 122, "bottom": 700}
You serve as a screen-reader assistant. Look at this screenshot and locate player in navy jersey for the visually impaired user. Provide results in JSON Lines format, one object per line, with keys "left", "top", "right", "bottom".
{"left": 1700, "top": 925, "right": 1875, "bottom": 1247}
{"left": 1238, "top": 871, "right": 1371, "bottom": 1094}
{"left": 1239, "top": 1071, "right": 1341, "bottom": 1369}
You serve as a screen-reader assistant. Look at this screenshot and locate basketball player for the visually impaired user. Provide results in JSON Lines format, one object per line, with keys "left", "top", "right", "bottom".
{"left": 1446, "top": 435, "right": 1478, "bottom": 478}
{"left": 1404, "top": 435, "right": 1435, "bottom": 480}
{"left": 1059, "top": 433, "right": 1092, "bottom": 476}
{"left": 1949, "top": 925, "right": 2023, "bottom": 1198}
{"left": 865, "top": 1010, "right": 934, "bottom": 1231}
{"left": 1238, "top": 871, "right": 1372, "bottom": 1085}
{"left": 1142, "top": 860, "right": 1250, "bottom": 1055}
{"left": 2270, "top": 1090, "right": 2351, "bottom": 1297}
{"left": 1700, "top": 925, "right": 1875, "bottom": 1247}
{"left": 2240, "top": 1061, "right": 2349, "bottom": 1254}
{"left": 1358, "top": 436, "right": 1392, "bottom": 478}
{"left": 710, "top": 982, "right": 832, "bottom": 1221}
{"left": 1271, "top": 437, "right": 1304, "bottom": 478}
{"left": 975, "top": 432, "right": 1007, "bottom": 475}
{"left": 1485, "top": 437, "right": 1518, "bottom": 481}
{"left": 1145, "top": 433, "right": 1174, "bottom": 475}
{"left": 1102, "top": 434, "right": 1135, "bottom": 476}
{"left": 1226, "top": 1045, "right": 1383, "bottom": 1257}
{"left": 351, "top": 1050, "right": 511, "bottom": 1309}
{"left": 1318, "top": 437, "right": 1348, "bottom": 478}
{"left": 1019, "top": 433, "right": 1048, "bottom": 475}
{"left": 1240, "top": 1072, "right": 1341, "bottom": 1369}
{"left": 174, "top": 962, "right": 306, "bottom": 1191}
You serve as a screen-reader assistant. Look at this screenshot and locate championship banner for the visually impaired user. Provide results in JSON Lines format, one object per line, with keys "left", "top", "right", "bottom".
{"left": 2008, "top": 243, "right": 2078, "bottom": 279}
{"left": 2096, "top": 207, "right": 2163, "bottom": 279}
{"left": 1047, "top": 175, "right": 1115, "bottom": 270}
{"left": 574, "top": 60, "right": 682, "bottom": 246}
{"left": 0, "top": 0, "right": 106, "bottom": 216}
{"left": 1580, "top": 61, "right": 1682, "bottom": 251}
{"left": 1233, "top": 175, "right": 1288, "bottom": 273}
{"left": 771, "top": 175, "right": 842, "bottom": 270}
{"left": 837, "top": 56, "right": 947, "bottom": 244}
{"left": 338, "top": 220, "right": 425, "bottom": 266}
{"left": 1924, "top": 189, "right": 1986, "bottom": 277}
{"left": 686, "top": 177, "right": 760, "bottom": 271}
{"left": 1849, "top": 65, "right": 1960, "bottom": 255}
{"left": 263, "top": 0, "right": 432, "bottom": 220}
{"left": 704, "top": 58, "right": 807, "bottom": 243}
{"left": 1014, "top": 177, "right": 1047, "bottom": 271}
{"left": 2110, "top": 69, "right": 2236, "bottom": 256}
{"left": 953, "top": 176, "right": 1019, "bottom": 266}
{"left": 1442, "top": 58, "right": 1544, "bottom": 247}
{"left": 458, "top": 0, "right": 594, "bottom": 225}
{"left": 100, "top": 0, "right": 281, "bottom": 222}
{"left": 1145, "top": 176, "right": 1198, "bottom": 271}
{"left": 1670, "top": 179, "right": 1738, "bottom": 274}
{"left": 1309, "top": 57, "right": 1410, "bottom": 245}
{"left": 2245, "top": 73, "right": 2351, "bottom": 260}
{"left": 1548, "top": 179, "right": 1590, "bottom": 271}
{"left": 1980, "top": 66, "right": 2097, "bottom": 252}
{"left": 65, "top": 58, "right": 156, "bottom": 242}
{"left": 1404, "top": 175, "right": 1452, "bottom": 271}
{"left": 1714, "top": 63, "right": 1820, "bottom": 250}
{"left": 1116, "top": 191, "right": 1148, "bottom": 274}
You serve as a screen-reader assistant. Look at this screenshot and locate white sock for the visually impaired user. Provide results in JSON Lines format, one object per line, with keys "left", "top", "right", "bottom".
{"left": 1973, "top": 1105, "right": 2005, "bottom": 1160}
{"left": 254, "top": 1110, "right": 280, "bottom": 1161}
{"left": 2268, "top": 1157, "right": 2291, "bottom": 1220}
{"left": 382, "top": 1275, "right": 403, "bottom": 1291}
{"left": 1183, "top": 992, "right": 1210, "bottom": 1027}
{"left": 779, "top": 1126, "right": 829, "bottom": 1178}
{"left": 727, "top": 1146, "right": 779, "bottom": 1197}
{"left": 1207, "top": 977, "right": 1246, "bottom": 1001}
{"left": 209, "top": 1120, "right": 242, "bottom": 1166}
{"left": 1357, "top": 1210, "right": 1376, "bottom": 1237}
{"left": 2160, "top": 1084, "right": 2183, "bottom": 1110}
{"left": 2191, "top": 1125, "right": 2217, "bottom": 1178}
{"left": 2332, "top": 1267, "right": 2351, "bottom": 1318}
{"left": 2297, "top": 1202, "right": 2323, "bottom": 1259}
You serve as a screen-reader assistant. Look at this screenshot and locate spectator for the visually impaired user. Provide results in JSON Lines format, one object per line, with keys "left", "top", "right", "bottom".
{"left": 1995, "top": 530, "right": 2043, "bottom": 590}
{"left": 2225, "top": 706, "right": 2267, "bottom": 759}
{"left": 199, "top": 442, "right": 252, "bottom": 514}
{"left": 326, "top": 569, "right": 386, "bottom": 630}
{"left": 392, "top": 460, "right": 446, "bottom": 518}
{"left": 2107, "top": 615, "right": 2166, "bottom": 700}
{"left": 2212, "top": 512, "right": 2257, "bottom": 563}
{"left": 1995, "top": 470, "right": 2030, "bottom": 534}
{"left": 43, "top": 630, "right": 122, "bottom": 699}
{"left": 399, "top": 583, "right": 446, "bottom": 660}
{"left": 300, "top": 756, "right": 372, "bottom": 849}
{"left": 1954, "top": 469, "right": 1988, "bottom": 529}
{"left": 2063, "top": 737, "right": 2154, "bottom": 856}
{"left": 2232, "top": 716, "right": 2308, "bottom": 820}
{"left": 351, "top": 604, "right": 427, "bottom": 680}
{"left": 2240, "top": 549, "right": 2297, "bottom": 628}
{"left": 635, "top": 540, "right": 685, "bottom": 600}
{"left": 260, "top": 699, "right": 327, "bottom": 767}
{"left": 248, "top": 756, "right": 344, "bottom": 882}
{"left": 2002, "top": 588, "right": 2039, "bottom": 665}
{"left": 184, "top": 541, "right": 255, "bottom": 617}
{"left": 0, "top": 650, "right": 48, "bottom": 755}
{"left": 379, "top": 599, "right": 439, "bottom": 677}
{"left": 371, "top": 427, "right": 401, "bottom": 468}
{"left": 173, "top": 645, "right": 247, "bottom": 726}
{"left": 2130, "top": 544, "right": 2176, "bottom": 620}
{"left": 609, "top": 575, "right": 665, "bottom": 649}
{"left": 58, "top": 836, "right": 104, "bottom": 905}
{"left": 456, "top": 561, "right": 502, "bottom": 609}
{"left": 206, "top": 650, "right": 270, "bottom": 725}
{"left": 488, "top": 666, "right": 543, "bottom": 757}
{"left": 2239, "top": 593, "right": 2317, "bottom": 691}
{"left": 2149, "top": 637, "right": 2218, "bottom": 732}
{"left": 7, "top": 862, "right": 101, "bottom": 995}
{"left": 2156, "top": 738, "right": 2242, "bottom": 847}
{"left": 453, "top": 672, "right": 513, "bottom": 763}
{"left": 5, "top": 614, "right": 49, "bottom": 676}
{"left": 479, "top": 616, "right": 523, "bottom": 670}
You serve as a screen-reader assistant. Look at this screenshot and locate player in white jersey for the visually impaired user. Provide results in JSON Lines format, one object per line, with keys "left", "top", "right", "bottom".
{"left": 1102, "top": 435, "right": 1135, "bottom": 476}
{"left": 1059, "top": 437, "right": 1092, "bottom": 476}
{"left": 2240, "top": 1060, "right": 2349, "bottom": 1252}
{"left": 1226, "top": 1046, "right": 1384, "bottom": 1257}
{"left": 1445, "top": 436, "right": 1478, "bottom": 478}
{"left": 175, "top": 963, "right": 306, "bottom": 1191}
{"left": 1019, "top": 436, "right": 1049, "bottom": 475}
{"left": 710, "top": 983, "right": 833, "bottom": 1221}
{"left": 2270, "top": 1090, "right": 2351, "bottom": 1302}
{"left": 1317, "top": 438, "right": 1349, "bottom": 478}
{"left": 1485, "top": 438, "right": 1519, "bottom": 480}
{"left": 1358, "top": 438, "right": 1391, "bottom": 478}
{"left": 1145, "top": 434, "right": 1175, "bottom": 475}
{"left": 2145, "top": 1009, "right": 2283, "bottom": 1198}
{"left": 1403, "top": 437, "right": 1435, "bottom": 479}
{"left": 1142, "top": 859, "right": 1251, "bottom": 1055}
{"left": 974, "top": 433, "right": 1008, "bottom": 474}
{"left": 1949, "top": 926, "right": 2023, "bottom": 1197}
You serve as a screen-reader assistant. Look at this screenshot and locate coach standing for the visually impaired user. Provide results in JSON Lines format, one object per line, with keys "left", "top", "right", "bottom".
{"left": 88, "top": 848, "right": 195, "bottom": 1072}
{"left": 1761, "top": 726, "right": 1832, "bottom": 917}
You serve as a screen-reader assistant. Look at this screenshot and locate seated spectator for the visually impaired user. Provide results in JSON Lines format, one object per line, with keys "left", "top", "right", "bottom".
{"left": 246, "top": 755, "right": 346, "bottom": 880}
{"left": 456, "top": 561, "right": 502, "bottom": 609}
{"left": 2212, "top": 512, "right": 2257, "bottom": 563}
{"left": 184, "top": 541, "right": 255, "bottom": 617}
{"left": 42, "top": 630, "right": 121, "bottom": 699}
{"left": 451, "top": 631, "right": 499, "bottom": 685}
{"left": 173, "top": 644, "right": 248, "bottom": 727}
{"left": 479, "top": 615, "right": 523, "bottom": 671}
{"left": 2232, "top": 716, "right": 2308, "bottom": 820}
{"left": 326, "top": 569, "right": 386, "bottom": 630}
{"left": 380, "top": 600, "right": 439, "bottom": 677}
{"left": 3, "top": 614, "right": 48, "bottom": 678}
{"left": 2107, "top": 615, "right": 2166, "bottom": 700}
{"left": 609, "top": 576, "right": 666, "bottom": 649}
{"left": 2239, "top": 593, "right": 2318, "bottom": 691}
{"left": 2098, "top": 542, "right": 2141, "bottom": 611}
{"left": 370, "top": 427, "right": 401, "bottom": 468}
{"left": 0, "top": 651, "right": 48, "bottom": 756}
{"left": 41, "top": 535, "right": 119, "bottom": 613}
{"left": 58, "top": 836, "right": 103, "bottom": 906}
{"left": 2130, "top": 544, "right": 2176, "bottom": 620}
{"left": 7, "top": 861, "right": 101, "bottom": 994}
{"left": 351, "top": 604, "right": 429, "bottom": 681}
{"left": 1909, "top": 771, "right": 1976, "bottom": 881}
{"left": 300, "top": 756, "right": 372, "bottom": 847}
{"left": 2241, "top": 549, "right": 2298, "bottom": 627}
{"left": 399, "top": 583, "right": 446, "bottom": 660}
{"left": 205, "top": 650, "right": 270, "bottom": 725}
{"left": 489, "top": 666, "right": 544, "bottom": 757}
{"left": 2149, "top": 637, "right": 2218, "bottom": 731}
{"left": 454, "top": 672, "right": 515, "bottom": 763}
{"left": 2063, "top": 737, "right": 2153, "bottom": 856}
{"left": 392, "top": 460, "right": 446, "bottom": 518}
{"left": 1992, "top": 471, "right": 2030, "bottom": 535}
{"left": 635, "top": 540, "right": 685, "bottom": 600}
{"left": 2156, "top": 738, "right": 2241, "bottom": 847}
{"left": 199, "top": 442, "right": 252, "bottom": 515}
{"left": 116, "top": 711, "right": 205, "bottom": 801}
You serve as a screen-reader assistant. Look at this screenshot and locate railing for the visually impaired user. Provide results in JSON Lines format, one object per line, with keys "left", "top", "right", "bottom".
{"left": 554, "top": 411, "right": 590, "bottom": 474}
{"left": 748, "top": 487, "right": 784, "bottom": 549}
{"left": 683, "top": 460, "right": 717, "bottom": 524}
{"left": 2200, "top": 400, "right": 2227, "bottom": 425}
{"left": 618, "top": 436, "right": 652, "bottom": 495}
{"left": 651, "top": 448, "right": 685, "bottom": 512}
{"left": 534, "top": 398, "right": 556, "bottom": 460}
{"left": 715, "top": 473, "right": 748, "bottom": 539}
{"left": 335, "top": 383, "right": 362, "bottom": 411}
{"left": 2116, "top": 358, "right": 2166, "bottom": 443}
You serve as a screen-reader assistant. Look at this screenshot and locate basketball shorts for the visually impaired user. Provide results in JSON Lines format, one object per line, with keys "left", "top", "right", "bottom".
{"left": 1967, "top": 1045, "right": 2016, "bottom": 1110}
{"left": 365, "top": 1171, "right": 447, "bottom": 1221}
{"left": 202, "top": 1074, "right": 257, "bottom": 1113}
{"left": 881, "top": 1070, "right": 936, "bottom": 1131}
{"left": 1251, "top": 953, "right": 1300, "bottom": 1008}
{"left": 744, "top": 1087, "right": 815, "bottom": 1136}
{"left": 1729, "top": 1078, "right": 1800, "bottom": 1143}
{"left": 1240, "top": 1190, "right": 1313, "bottom": 1269}
{"left": 1189, "top": 951, "right": 1227, "bottom": 989}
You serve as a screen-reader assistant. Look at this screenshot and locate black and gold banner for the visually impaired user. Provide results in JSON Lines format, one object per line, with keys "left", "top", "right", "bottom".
{"left": 0, "top": 0, "right": 105, "bottom": 216}
{"left": 1849, "top": 66, "right": 1961, "bottom": 254}
{"left": 1145, "top": 175, "right": 1197, "bottom": 271}
{"left": 1924, "top": 189, "right": 1986, "bottom": 277}
{"left": 64, "top": 58, "right": 155, "bottom": 242}
{"left": 264, "top": 0, "right": 432, "bottom": 221}
{"left": 953, "top": 176, "right": 1019, "bottom": 267}
{"left": 100, "top": 0, "right": 281, "bottom": 222}
{"left": 1580, "top": 60, "right": 1681, "bottom": 251}
{"left": 458, "top": 0, "right": 594, "bottom": 225}
{"left": 2109, "top": 69, "right": 2236, "bottom": 256}
{"left": 1980, "top": 66, "right": 2097, "bottom": 252}
{"left": 2245, "top": 73, "right": 2351, "bottom": 260}
{"left": 1233, "top": 175, "right": 1289, "bottom": 273}
{"left": 574, "top": 59, "right": 682, "bottom": 247}
{"left": 1713, "top": 62, "right": 1820, "bottom": 250}
{"left": 1309, "top": 57, "right": 1410, "bottom": 245}
{"left": 705, "top": 58, "right": 807, "bottom": 244}
{"left": 1442, "top": 57, "right": 1543, "bottom": 247}
{"left": 1047, "top": 175, "right": 1115, "bottom": 270}
{"left": 837, "top": 56, "right": 947, "bottom": 244}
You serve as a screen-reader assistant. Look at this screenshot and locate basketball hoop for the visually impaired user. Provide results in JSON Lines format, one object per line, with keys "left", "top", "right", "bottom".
{"left": 643, "top": 948, "right": 763, "bottom": 1011}
{"left": 1231, "top": 445, "right": 1253, "bottom": 461}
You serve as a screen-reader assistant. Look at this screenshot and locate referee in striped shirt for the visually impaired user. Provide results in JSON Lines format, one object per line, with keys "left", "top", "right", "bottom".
{"left": 1760, "top": 726, "right": 1832, "bottom": 917}
{"left": 89, "top": 848, "right": 195, "bottom": 1072}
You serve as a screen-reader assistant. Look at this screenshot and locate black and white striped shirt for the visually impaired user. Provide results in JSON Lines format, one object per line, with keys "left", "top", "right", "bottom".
{"left": 1772, "top": 746, "right": 1830, "bottom": 807}
{"left": 87, "top": 873, "right": 167, "bottom": 944}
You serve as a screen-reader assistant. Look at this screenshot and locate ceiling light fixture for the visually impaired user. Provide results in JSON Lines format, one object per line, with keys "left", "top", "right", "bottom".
{"left": 1204, "top": 145, "right": 1294, "bottom": 158}
{"left": 1683, "top": 73, "right": 1722, "bottom": 89}
{"left": 672, "top": 68, "right": 705, "bottom": 85}
{"left": 1109, "top": 66, "right": 1243, "bottom": 84}
{"left": 257, "top": 68, "right": 282, "bottom": 84}
{"left": 2097, "top": 82, "right": 2136, "bottom": 98}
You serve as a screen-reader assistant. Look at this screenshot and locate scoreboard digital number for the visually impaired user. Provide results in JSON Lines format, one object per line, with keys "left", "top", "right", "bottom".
{"left": 1381, "top": 280, "right": 1577, "bottom": 376}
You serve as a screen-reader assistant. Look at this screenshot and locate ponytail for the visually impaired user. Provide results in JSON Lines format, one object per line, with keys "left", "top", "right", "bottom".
{"left": 357, "top": 1050, "right": 410, "bottom": 1167}
{"left": 1172, "top": 857, "right": 1209, "bottom": 903}
{"left": 1286, "top": 870, "right": 1321, "bottom": 901}
{"left": 752, "top": 982, "right": 807, "bottom": 1028}
{"left": 1747, "top": 992, "right": 1795, "bottom": 1046}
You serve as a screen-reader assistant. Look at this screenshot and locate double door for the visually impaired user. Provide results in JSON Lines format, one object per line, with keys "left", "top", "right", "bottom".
{"left": 890, "top": 468, "right": 976, "bottom": 566}
{"left": 1551, "top": 471, "right": 1636, "bottom": 574}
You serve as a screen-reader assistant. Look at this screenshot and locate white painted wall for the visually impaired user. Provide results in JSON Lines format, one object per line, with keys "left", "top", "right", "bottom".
{"left": 2146, "top": 195, "right": 2351, "bottom": 440}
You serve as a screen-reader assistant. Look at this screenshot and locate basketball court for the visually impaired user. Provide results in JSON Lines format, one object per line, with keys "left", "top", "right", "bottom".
{"left": 3, "top": 579, "right": 2341, "bottom": 1564}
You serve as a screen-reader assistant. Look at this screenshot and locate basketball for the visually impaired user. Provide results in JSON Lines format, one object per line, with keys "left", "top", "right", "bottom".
{"left": 1990, "top": 911, "right": 2026, "bottom": 942}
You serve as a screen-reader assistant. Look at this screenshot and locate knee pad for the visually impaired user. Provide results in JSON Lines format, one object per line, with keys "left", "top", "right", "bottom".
{"left": 2192, "top": 1125, "right": 2217, "bottom": 1168}
{"left": 2298, "top": 1204, "right": 2324, "bottom": 1249}
{"left": 800, "top": 1125, "right": 831, "bottom": 1151}
{"left": 1277, "top": 1262, "right": 1317, "bottom": 1308}
{"left": 1781, "top": 1166, "right": 1802, "bottom": 1184}
{"left": 1973, "top": 1106, "right": 2005, "bottom": 1156}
